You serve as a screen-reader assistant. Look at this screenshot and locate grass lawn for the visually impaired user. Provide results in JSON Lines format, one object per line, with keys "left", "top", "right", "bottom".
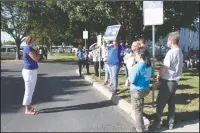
{"left": 47, "top": 53, "right": 77, "bottom": 62}
{"left": 84, "top": 66, "right": 199, "bottom": 124}
{"left": 1, "top": 53, "right": 77, "bottom": 63}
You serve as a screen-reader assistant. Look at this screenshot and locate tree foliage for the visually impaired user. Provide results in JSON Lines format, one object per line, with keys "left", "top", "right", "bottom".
{"left": 1, "top": 1, "right": 199, "bottom": 56}
{"left": 1, "top": 1, "right": 32, "bottom": 59}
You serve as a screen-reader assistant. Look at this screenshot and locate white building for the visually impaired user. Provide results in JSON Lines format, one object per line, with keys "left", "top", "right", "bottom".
{"left": 146, "top": 22, "right": 199, "bottom": 57}
{"left": 179, "top": 26, "right": 199, "bottom": 53}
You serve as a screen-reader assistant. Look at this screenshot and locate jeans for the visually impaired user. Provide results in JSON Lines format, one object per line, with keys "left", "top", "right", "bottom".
{"left": 109, "top": 65, "right": 120, "bottom": 90}
{"left": 155, "top": 79, "right": 178, "bottom": 126}
{"left": 130, "top": 89, "right": 150, "bottom": 132}
{"left": 105, "top": 63, "right": 110, "bottom": 81}
{"left": 22, "top": 69, "right": 37, "bottom": 105}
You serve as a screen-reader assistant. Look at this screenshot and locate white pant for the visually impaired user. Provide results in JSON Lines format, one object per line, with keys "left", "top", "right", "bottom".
{"left": 127, "top": 66, "right": 133, "bottom": 76}
{"left": 125, "top": 66, "right": 133, "bottom": 86}
{"left": 22, "top": 69, "right": 37, "bottom": 105}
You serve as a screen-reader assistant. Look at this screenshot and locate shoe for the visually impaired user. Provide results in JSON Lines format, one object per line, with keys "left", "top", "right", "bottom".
{"left": 108, "top": 83, "right": 112, "bottom": 86}
{"left": 112, "top": 90, "right": 117, "bottom": 95}
{"left": 104, "top": 82, "right": 108, "bottom": 85}
{"left": 148, "top": 121, "right": 161, "bottom": 131}
{"left": 168, "top": 123, "right": 174, "bottom": 130}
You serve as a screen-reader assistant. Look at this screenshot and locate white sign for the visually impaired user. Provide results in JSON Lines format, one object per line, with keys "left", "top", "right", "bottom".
{"left": 143, "top": 1, "right": 163, "bottom": 26}
{"left": 103, "top": 25, "right": 121, "bottom": 41}
{"left": 97, "top": 35, "right": 102, "bottom": 46}
{"left": 83, "top": 31, "right": 88, "bottom": 39}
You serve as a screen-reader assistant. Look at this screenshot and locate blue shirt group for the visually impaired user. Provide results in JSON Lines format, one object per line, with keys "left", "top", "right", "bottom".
{"left": 23, "top": 46, "right": 38, "bottom": 70}
{"left": 107, "top": 44, "right": 122, "bottom": 66}
{"left": 129, "top": 62, "right": 154, "bottom": 91}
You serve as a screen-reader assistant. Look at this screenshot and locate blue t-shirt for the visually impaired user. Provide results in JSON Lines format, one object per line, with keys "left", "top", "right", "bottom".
{"left": 77, "top": 50, "right": 85, "bottom": 60}
{"left": 129, "top": 62, "right": 154, "bottom": 91}
{"left": 107, "top": 45, "right": 122, "bottom": 66}
{"left": 23, "top": 46, "right": 38, "bottom": 70}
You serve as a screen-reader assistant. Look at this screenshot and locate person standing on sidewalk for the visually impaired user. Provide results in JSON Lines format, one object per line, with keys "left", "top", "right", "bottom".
{"left": 124, "top": 41, "right": 140, "bottom": 86}
{"left": 101, "top": 41, "right": 111, "bottom": 85}
{"left": 149, "top": 31, "right": 184, "bottom": 131}
{"left": 89, "top": 46, "right": 101, "bottom": 77}
{"left": 76, "top": 45, "right": 85, "bottom": 77}
{"left": 129, "top": 47, "right": 154, "bottom": 132}
{"left": 107, "top": 40, "right": 122, "bottom": 94}
{"left": 22, "top": 35, "right": 40, "bottom": 115}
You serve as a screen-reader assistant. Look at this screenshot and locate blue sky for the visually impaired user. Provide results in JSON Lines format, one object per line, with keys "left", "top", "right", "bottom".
{"left": 1, "top": 31, "right": 14, "bottom": 42}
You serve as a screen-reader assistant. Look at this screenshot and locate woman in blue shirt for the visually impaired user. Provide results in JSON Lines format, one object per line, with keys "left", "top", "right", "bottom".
{"left": 22, "top": 35, "right": 40, "bottom": 115}
{"left": 129, "top": 47, "right": 154, "bottom": 132}
{"left": 107, "top": 40, "right": 122, "bottom": 94}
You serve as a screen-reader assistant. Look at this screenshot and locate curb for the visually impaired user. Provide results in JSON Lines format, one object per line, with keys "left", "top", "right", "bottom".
{"left": 76, "top": 69, "right": 150, "bottom": 126}
{"left": 1, "top": 60, "right": 23, "bottom": 63}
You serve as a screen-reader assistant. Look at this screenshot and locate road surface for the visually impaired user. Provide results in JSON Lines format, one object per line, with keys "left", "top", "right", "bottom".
{"left": 1, "top": 61, "right": 135, "bottom": 132}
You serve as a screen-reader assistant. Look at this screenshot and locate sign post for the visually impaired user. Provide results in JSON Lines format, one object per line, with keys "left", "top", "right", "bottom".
{"left": 97, "top": 34, "right": 102, "bottom": 80}
{"left": 83, "top": 29, "right": 88, "bottom": 49}
{"left": 143, "top": 1, "right": 163, "bottom": 107}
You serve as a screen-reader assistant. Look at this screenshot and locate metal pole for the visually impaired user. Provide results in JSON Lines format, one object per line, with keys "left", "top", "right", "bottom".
{"left": 85, "top": 29, "right": 87, "bottom": 49}
{"left": 99, "top": 34, "right": 101, "bottom": 80}
{"left": 85, "top": 39, "right": 86, "bottom": 50}
{"left": 152, "top": 25, "right": 155, "bottom": 107}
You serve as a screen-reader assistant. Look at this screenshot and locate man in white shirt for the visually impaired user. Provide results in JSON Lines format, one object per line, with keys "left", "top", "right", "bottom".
{"left": 89, "top": 47, "right": 101, "bottom": 77}
{"left": 149, "top": 32, "right": 183, "bottom": 131}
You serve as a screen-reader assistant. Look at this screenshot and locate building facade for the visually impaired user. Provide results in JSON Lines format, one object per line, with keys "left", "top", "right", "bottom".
{"left": 146, "top": 22, "right": 199, "bottom": 58}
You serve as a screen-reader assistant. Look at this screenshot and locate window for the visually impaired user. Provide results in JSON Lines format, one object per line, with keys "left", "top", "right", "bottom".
{"left": 1, "top": 48, "right": 6, "bottom": 52}
{"left": 197, "top": 33, "right": 199, "bottom": 39}
{"left": 183, "top": 46, "right": 185, "bottom": 52}
{"left": 193, "top": 32, "right": 195, "bottom": 38}
{"left": 184, "top": 29, "right": 185, "bottom": 36}
{"left": 189, "top": 30, "right": 192, "bottom": 38}
{"left": 7, "top": 48, "right": 15, "bottom": 52}
{"left": 188, "top": 46, "right": 190, "bottom": 51}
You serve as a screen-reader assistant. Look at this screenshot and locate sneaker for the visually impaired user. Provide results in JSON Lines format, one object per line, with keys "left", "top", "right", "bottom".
{"left": 168, "top": 123, "right": 174, "bottom": 130}
{"left": 103, "top": 82, "right": 108, "bottom": 85}
{"left": 108, "top": 83, "right": 112, "bottom": 86}
{"left": 112, "top": 90, "right": 117, "bottom": 95}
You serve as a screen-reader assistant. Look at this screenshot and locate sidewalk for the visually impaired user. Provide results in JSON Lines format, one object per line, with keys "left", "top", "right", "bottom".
{"left": 161, "top": 119, "right": 199, "bottom": 132}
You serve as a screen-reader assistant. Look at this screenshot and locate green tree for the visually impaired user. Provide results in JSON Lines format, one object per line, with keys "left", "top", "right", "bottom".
{"left": 1, "top": 2, "right": 31, "bottom": 59}
{"left": 26, "top": 1, "right": 70, "bottom": 53}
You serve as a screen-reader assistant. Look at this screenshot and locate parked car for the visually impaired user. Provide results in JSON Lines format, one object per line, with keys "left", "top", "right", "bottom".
{"left": 1, "top": 45, "right": 24, "bottom": 60}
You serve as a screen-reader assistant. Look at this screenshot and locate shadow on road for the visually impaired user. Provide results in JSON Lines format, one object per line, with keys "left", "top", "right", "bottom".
{"left": 1, "top": 71, "right": 91, "bottom": 114}
{"left": 1, "top": 69, "right": 22, "bottom": 73}
{"left": 39, "top": 100, "right": 114, "bottom": 113}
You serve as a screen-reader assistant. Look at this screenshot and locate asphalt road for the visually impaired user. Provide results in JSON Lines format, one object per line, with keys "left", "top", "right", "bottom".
{"left": 1, "top": 61, "right": 135, "bottom": 132}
